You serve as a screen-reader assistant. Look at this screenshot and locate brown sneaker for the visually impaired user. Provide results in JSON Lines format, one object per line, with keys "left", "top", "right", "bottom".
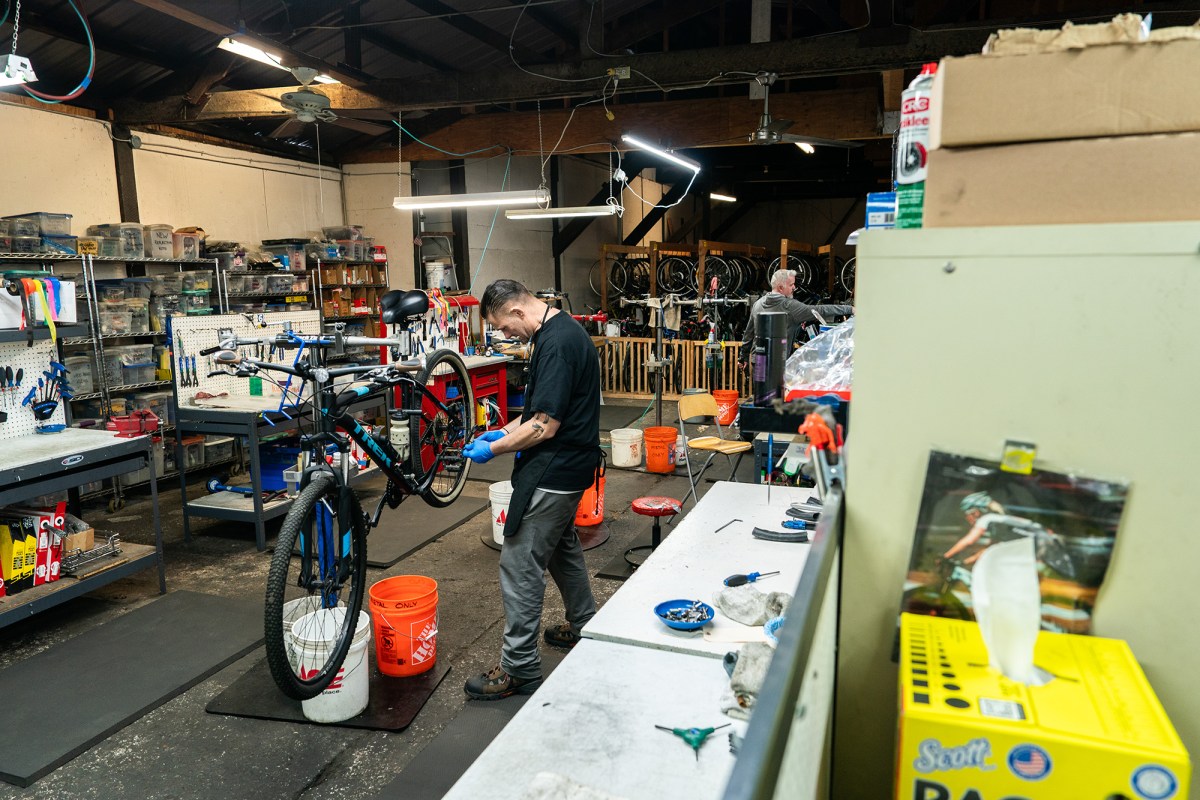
{"left": 464, "top": 665, "right": 543, "bottom": 701}
{"left": 543, "top": 623, "right": 582, "bottom": 649}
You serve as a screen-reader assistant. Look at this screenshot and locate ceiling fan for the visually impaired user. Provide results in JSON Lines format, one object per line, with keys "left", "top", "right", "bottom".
{"left": 747, "top": 71, "right": 862, "bottom": 150}
{"left": 267, "top": 67, "right": 393, "bottom": 139}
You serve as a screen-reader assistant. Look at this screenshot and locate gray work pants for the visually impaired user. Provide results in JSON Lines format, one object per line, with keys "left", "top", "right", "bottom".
{"left": 499, "top": 488, "right": 597, "bottom": 680}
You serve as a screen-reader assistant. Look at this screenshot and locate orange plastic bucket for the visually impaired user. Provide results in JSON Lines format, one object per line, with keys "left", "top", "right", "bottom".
{"left": 644, "top": 426, "right": 677, "bottom": 473}
{"left": 368, "top": 575, "right": 439, "bottom": 677}
{"left": 575, "top": 472, "right": 606, "bottom": 526}
{"left": 713, "top": 390, "right": 740, "bottom": 426}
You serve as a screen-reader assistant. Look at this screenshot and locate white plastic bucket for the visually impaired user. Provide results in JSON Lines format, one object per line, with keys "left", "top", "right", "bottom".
{"left": 604, "top": 321, "right": 620, "bottom": 337}
{"left": 424, "top": 262, "right": 446, "bottom": 290}
{"left": 282, "top": 596, "right": 344, "bottom": 671}
{"left": 293, "top": 608, "right": 372, "bottom": 724}
{"left": 610, "top": 428, "right": 643, "bottom": 468}
{"left": 489, "top": 481, "right": 514, "bottom": 546}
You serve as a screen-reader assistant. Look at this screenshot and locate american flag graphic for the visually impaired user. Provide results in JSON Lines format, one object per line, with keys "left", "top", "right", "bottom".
{"left": 1008, "top": 745, "right": 1050, "bottom": 779}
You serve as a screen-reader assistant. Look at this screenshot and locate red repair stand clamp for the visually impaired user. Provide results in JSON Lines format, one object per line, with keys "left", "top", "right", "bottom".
{"left": 797, "top": 412, "right": 844, "bottom": 500}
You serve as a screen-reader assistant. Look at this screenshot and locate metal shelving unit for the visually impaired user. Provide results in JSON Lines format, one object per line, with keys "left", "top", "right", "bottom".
{"left": 0, "top": 252, "right": 220, "bottom": 508}
{"left": 0, "top": 428, "right": 166, "bottom": 630}
{"left": 314, "top": 258, "right": 389, "bottom": 366}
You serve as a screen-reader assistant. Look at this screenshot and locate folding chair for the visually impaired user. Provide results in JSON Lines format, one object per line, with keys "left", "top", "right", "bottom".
{"left": 676, "top": 393, "right": 752, "bottom": 507}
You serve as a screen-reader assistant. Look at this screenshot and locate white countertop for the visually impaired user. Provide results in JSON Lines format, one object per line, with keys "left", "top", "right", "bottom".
{"left": 443, "top": 639, "right": 744, "bottom": 800}
{"left": 582, "top": 481, "right": 816, "bottom": 659}
{"left": 8, "top": 427, "right": 143, "bottom": 471}
{"left": 461, "top": 354, "right": 511, "bottom": 369}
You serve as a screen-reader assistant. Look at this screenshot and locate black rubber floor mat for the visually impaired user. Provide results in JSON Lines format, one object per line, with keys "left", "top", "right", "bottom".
{"left": 0, "top": 590, "right": 263, "bottom": 787}
{"left": 594, "top": 528, "right": 657, "bottom": 582}
{"left": 599, "top": 404, "right": 644, "bottom": 431}
{"left": 366, "top": 496, "right": 489, "bottom": 568}
{"left": 368, "top": 648, "right": 566, "bottom": 800}
{"left": 206, "top": 649, "right": 450, "bottom": 732}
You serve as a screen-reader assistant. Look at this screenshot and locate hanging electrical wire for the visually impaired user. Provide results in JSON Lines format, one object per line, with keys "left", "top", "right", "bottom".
{"left": 19, "top": 0, "right": 97, "bottom": 104}
{"left": 393, "top": 121, "right": 506, "bottom": 158}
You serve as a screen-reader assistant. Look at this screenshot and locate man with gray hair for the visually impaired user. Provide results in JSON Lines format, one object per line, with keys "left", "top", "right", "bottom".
{"left": 738, "top": 269, "right": 853, "bottom": 365}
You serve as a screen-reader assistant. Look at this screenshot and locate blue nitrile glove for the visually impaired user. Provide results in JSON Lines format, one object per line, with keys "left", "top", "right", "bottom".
{"left": 476, "top": 429, "right": 506, "bottom": 443}
{"left": 463, "top": 439, "right": 496, "bottom": 464}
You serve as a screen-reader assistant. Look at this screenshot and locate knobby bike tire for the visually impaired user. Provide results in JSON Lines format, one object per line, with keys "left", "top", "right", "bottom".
{"left": 264, "top": 472, "right": 368, "bottom": 700}
{"left": 410, "top": 348, "right": 474, "bottom": 508}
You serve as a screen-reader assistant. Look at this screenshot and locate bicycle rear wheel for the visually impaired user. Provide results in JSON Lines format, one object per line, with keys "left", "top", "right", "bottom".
{"left": 410, "top": 349, "right": 474, "bottom": 508}
{"left": 264, "top": 472, "right": 368, "bottom": 700}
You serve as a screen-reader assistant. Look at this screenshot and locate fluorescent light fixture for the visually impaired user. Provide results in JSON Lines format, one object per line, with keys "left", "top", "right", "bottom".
{"left": 394, "top": 188, "right": 550, "bottom": 211}
{"left": 505, "top": 204, "right": 621, "bottom": 220}
{"left": 709, "top": 192, "right": 737, "bottom": 203}
{"left": 0, "top": 54, "right": 36, "bottom": 88}
{"left": 620, "top": 134, "right": 701, "bottom": 174}
{"left": 794, "top": 142, "right": 815, "bottom": 154}
{"left": 218, "top": 37, "right": 338, "bottom": 84}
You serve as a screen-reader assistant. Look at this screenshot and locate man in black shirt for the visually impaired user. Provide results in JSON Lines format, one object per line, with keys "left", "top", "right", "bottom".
{"left": 462, "top": 279, "right": 602, "bottom": 700}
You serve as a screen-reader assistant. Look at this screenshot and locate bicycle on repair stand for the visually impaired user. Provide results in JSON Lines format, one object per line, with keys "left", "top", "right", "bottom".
{"left": 202, "top": 289, "right": 475, "bottom": 700}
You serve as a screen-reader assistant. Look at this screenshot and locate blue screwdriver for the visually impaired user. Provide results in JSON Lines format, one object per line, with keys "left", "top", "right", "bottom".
{"left": 724, "top": 570, "right": 780, "bottom": 587}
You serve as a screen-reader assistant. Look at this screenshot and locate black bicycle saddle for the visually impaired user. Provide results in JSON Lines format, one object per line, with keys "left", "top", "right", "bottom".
{"left": 381, "top": 289, "right": 430, "bottom": 324}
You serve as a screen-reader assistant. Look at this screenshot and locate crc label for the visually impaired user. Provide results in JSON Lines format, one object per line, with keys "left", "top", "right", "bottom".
{"left": 62, "top": 454, "right": 85, "bottom": 466}
{"left": 913, "top": 738, "right": 995, "bottom": 774}
{"left": 1132, "top": 765, "right": 1178, "bottom": 799}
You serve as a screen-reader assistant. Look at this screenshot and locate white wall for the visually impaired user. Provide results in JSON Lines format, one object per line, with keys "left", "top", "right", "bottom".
{"left": 133, "top": 132, "right": 344, "bottom": 243}
{"left": 0, "top": 102, "right": 120, "bottom": 226}
{"left": 343, "top": 163, "right": 413, "bottom": 289}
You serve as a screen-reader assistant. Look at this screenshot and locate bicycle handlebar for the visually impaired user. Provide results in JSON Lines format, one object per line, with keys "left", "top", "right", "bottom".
{"left": 214, "top": 332, "right": 405, "bottom": 351}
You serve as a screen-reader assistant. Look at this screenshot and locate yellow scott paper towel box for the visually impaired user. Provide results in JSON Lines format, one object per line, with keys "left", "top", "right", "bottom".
{"left": 896, "top": 613, "right": 1189, "bottom": 800}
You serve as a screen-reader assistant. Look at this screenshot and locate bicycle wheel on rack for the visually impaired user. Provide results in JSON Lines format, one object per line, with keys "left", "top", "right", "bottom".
{"left": 264, "top": 471, "right": 367, "bottom": 701}
{"left": 410, "top": 349, "right": 474, "bottom": 508}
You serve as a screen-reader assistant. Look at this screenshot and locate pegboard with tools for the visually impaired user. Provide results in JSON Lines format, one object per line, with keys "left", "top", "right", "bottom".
{"left": 0, "top": 338, "right": 70, "bottom": 440}
{"left": 170, "top": 311, "right": 322, "bottom": 405}
{"left": 385, "top": 290, "right": 479, "bottom": 358}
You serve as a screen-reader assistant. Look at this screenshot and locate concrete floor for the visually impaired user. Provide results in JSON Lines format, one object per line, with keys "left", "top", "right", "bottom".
{"left": 0, "top": 405, "right": 747, "bottom": 800}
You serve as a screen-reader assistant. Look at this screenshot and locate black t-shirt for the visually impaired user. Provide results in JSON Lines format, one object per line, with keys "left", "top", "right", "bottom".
{"left": 513, "top": 310, "right": 601, "bottom": 491}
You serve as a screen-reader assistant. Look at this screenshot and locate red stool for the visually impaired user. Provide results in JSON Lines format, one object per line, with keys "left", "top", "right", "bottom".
{"left": 624, "top": 496, "right": 683, "bottom": 570}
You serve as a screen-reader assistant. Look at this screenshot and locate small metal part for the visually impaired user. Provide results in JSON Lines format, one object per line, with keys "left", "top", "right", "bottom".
{"left": 714, "top": 518, "right": 741, "bottom": 533}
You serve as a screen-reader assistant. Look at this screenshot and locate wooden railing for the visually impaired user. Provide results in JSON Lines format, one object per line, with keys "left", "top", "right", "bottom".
{"left": 596, "top": 336, "right": 749, "bottom": 400}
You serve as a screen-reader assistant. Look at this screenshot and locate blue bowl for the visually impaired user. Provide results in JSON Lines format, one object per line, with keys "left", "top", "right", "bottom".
{"left": 764, "top": 615, "right": 786, "bottom": 645}
{"left": 654, "top": 599, "right": 715, "bottom": 631}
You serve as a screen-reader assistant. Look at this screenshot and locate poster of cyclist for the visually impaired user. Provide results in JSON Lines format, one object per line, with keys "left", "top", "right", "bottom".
{"left": 901, "top": 450, "right": 1128, "bottom": 635}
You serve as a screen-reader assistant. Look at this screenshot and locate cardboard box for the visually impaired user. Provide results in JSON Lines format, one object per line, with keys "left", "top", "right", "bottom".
{"left": 924, "top": 131, "right": 1200, "bottom": 227}
{"left": 931, "top": 40, "right": 1200, "bottom": 149}
{"left": 896, "top": 614, "right": 1189, "bottom": 800}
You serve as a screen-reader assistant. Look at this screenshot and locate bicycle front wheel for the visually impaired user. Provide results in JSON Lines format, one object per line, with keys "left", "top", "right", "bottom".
{"left": 410, "top": 349, "right": 474, "bottom": 508}
{"left": 264, "top": 472, "right": 368, "bottom": 700}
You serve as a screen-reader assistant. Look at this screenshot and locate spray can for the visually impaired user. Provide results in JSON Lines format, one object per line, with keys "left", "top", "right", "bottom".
{"left": 895, "top": 62, "right": 938, "bottom": 229}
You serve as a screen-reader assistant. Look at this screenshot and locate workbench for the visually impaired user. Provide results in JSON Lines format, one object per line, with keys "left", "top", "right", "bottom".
{"left": 0, "top": 428, "right": 165, "bottom": 629}
{"left": 443, "top": 639, "right": 744, "bottom": 800}
{"left": 422, "top": 354, "right": 510, "bottom": 431}
{"left": 582, "top": 481, "right": 815, "bottom": 659}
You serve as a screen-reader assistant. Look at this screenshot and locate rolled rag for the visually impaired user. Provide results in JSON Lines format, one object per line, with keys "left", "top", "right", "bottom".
{"left": 713, "top": 583, "right": 793, "bottom": 626}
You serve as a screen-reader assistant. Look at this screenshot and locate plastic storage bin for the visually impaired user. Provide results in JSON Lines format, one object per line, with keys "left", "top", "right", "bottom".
{"left": 245, "top": 274, "right": 267, "bottom": 293}
{"left": 182, "top": 270, "right": 213, "bottom": 292}
{"left": 172, "top": 232, "right": 201, "bottom": 260}
{"left": 143, "top": 224, "right": 173, "bottom": 258}
{"left": 150, "top": 273, "right": 183, "bottom": 294}
{"left": 41, "top": 234, "right": 77, "bottom": 254}
{"left": 121, "top": 364, "right": 156, "bottom": 386}
{"left": 64, "top": 355, "right": 96, "bottom": 394}
{"left": 75, "top": 236, "right": 102, "bottom": 256}
{"left": 322, "top": 225, "right": 364, "bottom": 241}
{"left": 5, "top": 213, "right": 71, "bottom": 236}
{"left": 10, "top": 235, "right": 39, "bottom": 253}
{"left": 87, "top": 223, "right": 144, "bottom": 259}
{"left": 182, "top": 292, "right": 211, "bottom": 312}
{"left": 98, "top": 283, "right": 127, "bottom": 303}
{"left": 3, "top": 217, "right": 39, "bottom": 236}
{"left": 151, "top": 295, "right": 180, "bottom": 332}
{"left": 204, "top": 436, "right": 235, "bottom": 464}
{"left": 292, "top": 276, "right": 309, "bottom": 292}
{"left": 99, "top": 304, "right": 133, "bottom": 336}
{"left": 127, "top": 298, "right": 150, "bottom": 333}
{"left": 225, "top": 274, "right": 245, "bottom": 293}
{"left": 267, "top": 274, "right": 293, "bottom": 293}
{"left": 182, "top": 435, "right": 205, "bottom": 468}
{"left": 124, "top": 278, "right": 153, "bottom": 300}
{"left": 98, "top": 237, "right": 122, "bottom": 258}
{"left": 128, "top": 390, "right": 172, "bottom": 424}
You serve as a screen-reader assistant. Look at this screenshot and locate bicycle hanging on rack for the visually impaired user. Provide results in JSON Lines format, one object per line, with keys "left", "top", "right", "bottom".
{"left": 202, "top": 289, "right": 475, "bottom": 700}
